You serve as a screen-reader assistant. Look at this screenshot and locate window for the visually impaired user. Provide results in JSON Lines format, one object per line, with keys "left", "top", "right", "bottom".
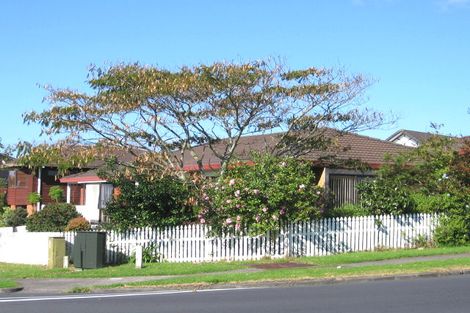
{"left": 326, "top": 169, "right": 374, "bottom": 207}
{"left": 8, "top": 171, "right": 17, "bottom": 187}
{"left": 99, "top": 184, "right": 113, "bottom": 209}
{"left": 70, "top": 184, "right": 86, "bottom": 205}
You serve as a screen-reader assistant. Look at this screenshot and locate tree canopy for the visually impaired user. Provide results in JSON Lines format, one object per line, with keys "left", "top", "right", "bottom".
{"left": 22, "top": 60, "right": 386, "bottom": 178}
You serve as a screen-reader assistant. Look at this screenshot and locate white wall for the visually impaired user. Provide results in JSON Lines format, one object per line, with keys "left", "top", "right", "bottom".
{"left": 76, "top": 183, "right": 100, "bottom": 222}
{"left": 393, "top": 135, "right": 419, "bottom": 147}
{"left": 0, "top": 226, "right": 63, "bottom": 265}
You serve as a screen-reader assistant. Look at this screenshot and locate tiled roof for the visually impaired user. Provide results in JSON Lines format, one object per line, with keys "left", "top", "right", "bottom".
{"left": 182, "top": 129, "right": 411, "bottom": 170}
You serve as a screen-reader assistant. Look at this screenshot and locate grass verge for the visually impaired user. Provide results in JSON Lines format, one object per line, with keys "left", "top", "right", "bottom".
{"left": 97, "top": 257, "right": 470, "bottom": 290}
{"left": 0, "top": 279, "right": 18, "bottom": 289}
{"left": 1, "top": 245, "right": 469, "bottom": 280}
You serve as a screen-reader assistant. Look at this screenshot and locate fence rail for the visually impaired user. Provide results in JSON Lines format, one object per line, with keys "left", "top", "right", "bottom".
{"left": 63, "top": 213, "right": 439, "bottom": 264}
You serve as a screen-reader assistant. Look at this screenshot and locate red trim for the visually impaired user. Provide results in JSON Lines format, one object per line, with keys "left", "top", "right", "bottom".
{"left": 59, "top": 175, "right": 107, "bottom": 183}
{"left": 60, "top": 161, "right": 384, "bottom": 180}
{"left": 182, "top": 163, "right": 221, "bottom": 172}
{"left": 182, "top": 160, "right": 257, "bottom": 172}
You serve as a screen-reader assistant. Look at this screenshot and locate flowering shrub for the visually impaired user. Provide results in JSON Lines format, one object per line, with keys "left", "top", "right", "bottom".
{"left": 197, "top": 154, "right": 326, "bottom": 235}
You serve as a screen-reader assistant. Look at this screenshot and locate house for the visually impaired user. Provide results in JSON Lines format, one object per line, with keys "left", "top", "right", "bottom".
{"left": 0, "top": 164, "right": 68, "bottom": 215}
{"left": 59, "top": 169, "right": 114, "bottom": 223}
{"left": 59, "top": 129, "right": 410, "bottom": 220}
{"left": 386, "top": 129, "right": 469, "bottom": 147}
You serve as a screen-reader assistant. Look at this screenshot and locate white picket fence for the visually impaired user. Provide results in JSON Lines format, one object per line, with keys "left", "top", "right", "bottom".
{"left": 63, "top": 213, "right": 439, "bottom": 264}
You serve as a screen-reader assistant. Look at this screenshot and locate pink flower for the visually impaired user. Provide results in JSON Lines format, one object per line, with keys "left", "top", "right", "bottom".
{"left": 199, "top": 218, "right": 206, "bottom": 224}
{"left": 253, "top": 189, "right": 260, "bottom": 195}
{"left": 236, "top": 215, "right": 241, "bottom": 221}
{"left": 255, "top": 215, "right": 261, "bottom": 222}
{"left": 279, "top": 207, "right": 286, "bottom": 215}
{"left": 225, "top": 218, "right": 233, "bottom": 224}
{"left": 234, "top": 190, "right": 240, "bottom": 197}
{"left": 226, "top": 199, "right": 232, "bottom": 204}
{"left": 262, "top": 207, "right": 268, "bottom": 213}
{"left": 229, "top": 179, "right": 236, "bottom": 186}
{"left": 236, "top": 204, "right": 241, "bottom": 208}
{"left": 204, "top": 196, "right": 210, "bottom": 201}
{"left": 235, "top": 223, "right": 241, "bottom": 231}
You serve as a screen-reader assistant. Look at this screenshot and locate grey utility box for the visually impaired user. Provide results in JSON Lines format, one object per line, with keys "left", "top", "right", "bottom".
{"left": 72, "top": 232, "right": 107, "bottom": 269}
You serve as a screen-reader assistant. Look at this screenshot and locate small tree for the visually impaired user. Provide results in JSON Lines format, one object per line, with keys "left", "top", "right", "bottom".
{"left": 27, "top": 192, "right": 41, "bottom": 205}
{"left": 48, "top": 186, "right": 64, "bottom": 203}
{"left": 357, "top": 135, "right": 470, "bottom": 245}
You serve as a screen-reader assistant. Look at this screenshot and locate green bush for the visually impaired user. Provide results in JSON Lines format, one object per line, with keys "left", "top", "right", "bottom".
{"left": 412, "top": 192, "right": 466, "bottom": 214}
{"left": 2, "top": 207, "right": 27, "bottom": 227}
{"left": 357, "top": 179, "right": 415, "bottom": 215}
{"left": 0, "top": 193, "right": 6, "bottom": 207}
{"left": 198, "top": 154, "right": 326, "bottom": 235}
{"left": 26, "top": 203, "right": 79, "bottom": 232}
{"left": 325, "top": 203, "right": 370, "bottom": 218}
{"left": 104, "top": 175, "right": 196, "bottom": 230}
{"left": 434, "top": 214, "right": 470, "bottom": 246}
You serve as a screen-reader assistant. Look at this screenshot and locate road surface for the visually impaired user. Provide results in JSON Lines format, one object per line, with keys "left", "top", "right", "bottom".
{"left": 1, "top": 275, "right": 470, "bottom": 313}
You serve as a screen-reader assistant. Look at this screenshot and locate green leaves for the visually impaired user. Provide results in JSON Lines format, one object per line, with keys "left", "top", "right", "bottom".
{"left": 22, "top": 59, "right": 380, "bottom": 180}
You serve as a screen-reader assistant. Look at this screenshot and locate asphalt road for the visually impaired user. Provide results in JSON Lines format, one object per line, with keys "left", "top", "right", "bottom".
{"left": 1, "top": 275, "right": 470, "bottom": 313}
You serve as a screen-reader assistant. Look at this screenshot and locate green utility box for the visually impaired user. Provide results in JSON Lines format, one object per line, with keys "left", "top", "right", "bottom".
{"left": 48, "top": 237, "right": 65, "bottom": 269}
{"left": 72, "top": 232, "right": 107, "bottom": 269}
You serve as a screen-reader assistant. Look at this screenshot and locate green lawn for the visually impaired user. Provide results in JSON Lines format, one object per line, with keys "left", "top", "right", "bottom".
{"left": 0, "top": 246, "right": 469, "bottom": 281}
{"left": 100, "top": 257, "right": 470, "bottom": 289}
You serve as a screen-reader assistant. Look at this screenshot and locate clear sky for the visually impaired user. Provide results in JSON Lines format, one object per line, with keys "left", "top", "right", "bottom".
{"left": 1, "top": 0, "right": 469, "bottom": 146}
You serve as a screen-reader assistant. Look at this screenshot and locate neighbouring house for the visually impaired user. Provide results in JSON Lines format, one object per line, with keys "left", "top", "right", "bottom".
{"left": 0, "top": 164, "right": 68, "bottom": 215}
{"left": 59, "top": 129, "right": 411, "bottom": 221}
{"left": 59, "top": 169, "right": 114, "bottom": 223}
{"left": 386, "top": 129, "right": 469, "bottom": 147}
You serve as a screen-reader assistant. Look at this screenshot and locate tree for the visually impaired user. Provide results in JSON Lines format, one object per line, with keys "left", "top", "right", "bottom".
{"left": 22, "top": 60, "right": 386, "bottom": 179}
{"left": 357, "top": 134, "right": 470, "bottom": 245}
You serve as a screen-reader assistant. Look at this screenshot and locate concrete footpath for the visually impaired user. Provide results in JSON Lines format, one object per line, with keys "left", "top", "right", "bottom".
{"left": 3, "top": 253, "right": 470, "bottom": 295}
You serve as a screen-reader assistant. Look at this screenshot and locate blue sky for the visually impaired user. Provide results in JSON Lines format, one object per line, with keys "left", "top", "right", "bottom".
{"left": 1, "top": 0, "right": 469, "bottom": 145}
